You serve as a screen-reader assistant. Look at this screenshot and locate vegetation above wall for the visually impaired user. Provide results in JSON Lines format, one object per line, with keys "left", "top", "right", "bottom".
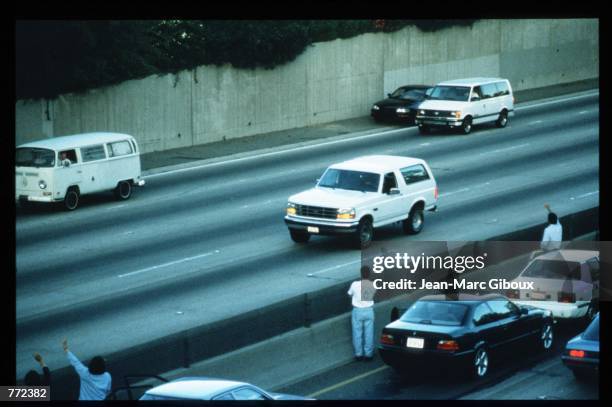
{"left": 16, "top": 20, "right": 476, "bottom": 100}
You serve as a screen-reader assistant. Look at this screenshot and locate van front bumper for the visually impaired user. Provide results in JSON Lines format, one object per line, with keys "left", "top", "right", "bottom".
{"left": 16, "top": 194, "right": 55, "bottom": 203}
{"left": 285, "top": 216, "right": 359, "bottom": 235}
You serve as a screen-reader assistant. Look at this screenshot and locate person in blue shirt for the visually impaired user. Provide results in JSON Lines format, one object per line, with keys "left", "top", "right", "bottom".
{"left": 63, "top": 338, "right": 112, "bottom": 400}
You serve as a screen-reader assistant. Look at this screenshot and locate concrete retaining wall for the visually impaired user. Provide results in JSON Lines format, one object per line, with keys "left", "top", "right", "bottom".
{"left": 43, "top": 207, "right": 598, "bottom": 399}
{"left": 16, "top": 19, "right": 598, "bottom": 152}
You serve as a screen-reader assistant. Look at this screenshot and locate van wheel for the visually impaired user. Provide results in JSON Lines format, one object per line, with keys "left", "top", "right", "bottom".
{"left": 496, "top": 110, "right": 508, "bottom": 128}
{"left": 289, "top": 229, "right": 310, "bottom": 243}
{"left": 114, "top": 181, "right": 132, "bottom": 200}
{"left": 461, "top": 117, "right": 473, "bottom": 134}
{"left": 354, "top": 218, "right": 373, "bottom": 249}
{"left": 418, "top": 125, "right": 430, "bottom": 134}
{"left": 64, "top": 187, "right": 79, "bottom": 211}
{"left": 403, "top": 207, "right": 424, "bottom": 234}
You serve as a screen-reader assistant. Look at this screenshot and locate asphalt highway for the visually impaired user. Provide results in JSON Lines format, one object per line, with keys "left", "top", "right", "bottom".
{"left": 15, "top": 91, "right": 599, "bottom": 379}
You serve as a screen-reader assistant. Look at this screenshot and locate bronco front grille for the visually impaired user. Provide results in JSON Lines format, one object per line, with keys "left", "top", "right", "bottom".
{"left": 296, "top": 204, "right": 338, "bottom": 219}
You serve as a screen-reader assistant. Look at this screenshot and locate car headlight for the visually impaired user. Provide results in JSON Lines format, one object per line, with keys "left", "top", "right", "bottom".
{"left": 372, "top": 105, "right": 380, "bottom": 111}
{"left": 419, "top": 110, "right": 426, "bottom": 115}
{"left": 337, "top": 208, "right": 356, "bottom": 220}
{"left": 38, "top": 180, "right": 47, "bottom": 190}
{"left": 286, "top": 202, "right": 297, "bottom": 215}
{"left": 452, "top": 111, "right": 461, "bottom": 119}
{"left": 396, "top": 107, "right": 409, "bottom": 113}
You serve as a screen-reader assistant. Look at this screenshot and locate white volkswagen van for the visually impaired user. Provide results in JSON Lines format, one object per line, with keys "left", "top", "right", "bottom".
{"left": 415, "top": 78, "right": 515, "bottom": 134}
{"left": 16, "top": 132, "right": 145, "bottom": 210}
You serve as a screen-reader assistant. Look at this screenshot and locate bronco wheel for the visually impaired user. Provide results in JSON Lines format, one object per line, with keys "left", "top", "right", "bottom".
{"left": 289, "top": 229, "right": 310, "bottom": 244}
{"left": 473, "top": 346, "right": 489, "bottom": 378}
{"left": 461, "top": 116, "right": 473, "bottom": 134}
{"left": 541, "top": 323, "right": 554, "bottom": 350}
{"left": 114, "top": 180, "right": 132, "bottom": 200}
{"left": 354, "top": 218, "right": 373, "bottom": 249}
{"left": 403, "top": 207, "right": 424, "bottom": 234}
{"left": 64, "top": 187, "right": 79, "bottom": 211}
{"left": 496, "top": 110, "right": 508, "bottom": 128}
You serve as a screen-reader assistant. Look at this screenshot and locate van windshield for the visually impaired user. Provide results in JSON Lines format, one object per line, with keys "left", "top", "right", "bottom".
{"left": 16, "top": 148, "right": 56, "bottom": 168}
{"left": 428, "top": 86, "right": 471, "bottom": 102}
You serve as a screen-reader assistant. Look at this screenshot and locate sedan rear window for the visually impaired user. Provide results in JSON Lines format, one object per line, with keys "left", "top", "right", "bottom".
{"left": 582, "top": 315, "right": 599, "bottom": 341}
{"left": 318, "top": 169, "right": 380, "bottom": 193}
{"left": 400, "top": 301, "right": 468, "bottom": 326}
{"left": 521, "top": 260, "right": 582, "bottom": 280}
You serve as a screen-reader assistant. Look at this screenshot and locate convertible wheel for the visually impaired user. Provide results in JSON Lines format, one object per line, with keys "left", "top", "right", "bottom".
{"left": 541, "top": 323, "right": 554, "bottom": 350}
{"left": 473, "top": 347, "right": 489, "bottom": 378}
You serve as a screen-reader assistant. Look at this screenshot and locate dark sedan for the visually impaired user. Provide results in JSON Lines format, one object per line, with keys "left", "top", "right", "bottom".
{"left": 562, "top": 312, "right": 599, "bottom": 380}
{"left": 371, "top": 85, "right": 431, "bottom": 124}
{"left": 379, "top": 294, "right": 554, "bottom": 379}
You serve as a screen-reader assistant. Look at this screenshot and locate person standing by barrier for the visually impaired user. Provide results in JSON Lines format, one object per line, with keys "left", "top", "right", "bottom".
{"left": 23, "top": 352, "right": 51, "bottom": 386}
{"left": 541, "top": 203, "right": 563, "bottom": 251}
{"left": 348, "top": 266, "right": 376, "bottom": 361}
{"left": 63, "top": 338, "right": 112, "bottom": 400}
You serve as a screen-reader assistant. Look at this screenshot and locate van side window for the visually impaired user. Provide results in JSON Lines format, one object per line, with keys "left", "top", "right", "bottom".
{"left": 81, "top": 145, "right": 106, "bottom": 162}
{"left": 108, "top": 140, "right": 133, "bottom": 157}
{"left": 481, "top": 83, "right": 498, "bottom": 99}
{"left": 401, "top": 165, "right": 430, "bottom": 185}
{"left": 494, "top": 81, "right": 509, "bottom": 96}
{"left": 471, "top": 86, "right": 484, "bottom": 100}
{"left": 58, "top": 149, "right": 78, "bottom": 165}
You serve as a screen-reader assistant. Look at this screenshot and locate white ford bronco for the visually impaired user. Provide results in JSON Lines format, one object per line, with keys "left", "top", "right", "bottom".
{"left": 284, "top": 155, "right": 438, "bottom": 249}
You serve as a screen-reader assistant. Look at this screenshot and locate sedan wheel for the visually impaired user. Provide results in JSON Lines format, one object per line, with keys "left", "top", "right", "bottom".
{"left": 541, "top": 323, "right": 554, "bottom": 350}
{"left": 474, "top": 347, "right": 489, "bottom": 378}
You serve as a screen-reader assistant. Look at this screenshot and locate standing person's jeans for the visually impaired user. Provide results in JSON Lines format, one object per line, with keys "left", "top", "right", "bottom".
{"left": 351, "top": 306, "right": 374, "bottom": 357}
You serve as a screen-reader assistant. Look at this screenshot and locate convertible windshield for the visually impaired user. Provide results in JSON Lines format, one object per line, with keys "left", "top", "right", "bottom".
{"left": 427, "top": 86, "right": 471, "bottom": 102}
{"left": 318, "top": 169, "right": 380, "bottom": 192}
{"left": 400, "top": 301, "right": 468, "bottom": 326}
{"left": 16, "top": 147, "right": 56, "bottom": 168}
{"left": 390, "top": 87, "right": 427, "bottom": 100}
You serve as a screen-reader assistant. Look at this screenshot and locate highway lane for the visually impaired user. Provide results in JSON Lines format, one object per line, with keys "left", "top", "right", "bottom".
{"left": 15, "top": 92, "right": 599, "bottom": 378}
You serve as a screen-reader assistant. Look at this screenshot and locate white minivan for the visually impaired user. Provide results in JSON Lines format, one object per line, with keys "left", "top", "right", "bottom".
{"left": 16, "top": 132, "right": 145, "bottom": 210}
{"left": 415, "top": 77, "right": 514, "bottom": 134}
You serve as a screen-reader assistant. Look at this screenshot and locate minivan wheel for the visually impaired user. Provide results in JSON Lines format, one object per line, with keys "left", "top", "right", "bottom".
{"left": 461, "top": 117, "right": 473, "bottom": 134}
{"left": 473, "top": 346, "right": 489, "bottom": 378}
{"left": 403, "top": 207, "right": 424, "bottom": 234}
{"left": 114, "top": 181, "right": 132, "bottom": 200}
{"left": 496, "top": 110, "right": 508, "bottom": 128}
{"left": 289, "top": 229, "right": 310, "bottom": 244}
{"left": 354, "top": 218, "right": 373, "bottom": 249}
{"left": 64, "top": 188, "right": 79, "bottom": 211}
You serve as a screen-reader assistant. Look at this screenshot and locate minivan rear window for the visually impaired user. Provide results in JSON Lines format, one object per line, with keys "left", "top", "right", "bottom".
{"left": 400, "top": 301, "right": 468, "bottom": 326}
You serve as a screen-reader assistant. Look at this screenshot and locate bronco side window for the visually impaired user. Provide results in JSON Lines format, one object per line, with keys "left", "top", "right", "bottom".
{"left": 382, "top": 172, "right": 398, "bottom": 194}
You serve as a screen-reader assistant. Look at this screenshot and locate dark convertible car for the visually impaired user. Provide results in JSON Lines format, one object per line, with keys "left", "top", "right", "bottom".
{"left": 371, "top": 85, "right": 431, "bottom": 124}
{"left": 379, "top": 294, "right": 554, "bottom": 379}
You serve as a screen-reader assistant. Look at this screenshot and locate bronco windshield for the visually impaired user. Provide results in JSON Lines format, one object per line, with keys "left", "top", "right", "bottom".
{"left": 16, "top": 147, "right": 56, "bottom": 168}
{"left": 318, "top": 169, "right": 380, "bottom": 193}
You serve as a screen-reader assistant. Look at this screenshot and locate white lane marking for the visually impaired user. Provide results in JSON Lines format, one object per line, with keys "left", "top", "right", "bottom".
{"left": 122, "top": 231, "right": 134, "bottom": 236}
{"left": 118, "top": 250, "right": 219, "bottom": 278}
{"left": 419, "top": 142, "right": 431, "bottom": 146}
{"left": 307, "top": 259, "right": 361, "bottom": 277}
{"left": 484, "top": 143, "right": 530, "bottom": 155}
{"left": 438, "top": 187, "right": 470, "bottom": 198}
{"left": 107, "top": 204, "right": 127, "bottom": 210}
{"left": 578, "top": 110, "right": 589, "bottom": 115}
{"left": 144, "top": 91, "right": 598, "bottom": 179}
{"left": 570, "top": 190, "right": 599, "bottom": 200}
{"left": 529, "top": 120, "right": 543, "bottom": 125}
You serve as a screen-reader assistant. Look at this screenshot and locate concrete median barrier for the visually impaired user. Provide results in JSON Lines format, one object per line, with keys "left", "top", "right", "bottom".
{"left": 45, "top": 207, "right": 598, "bottom": 399}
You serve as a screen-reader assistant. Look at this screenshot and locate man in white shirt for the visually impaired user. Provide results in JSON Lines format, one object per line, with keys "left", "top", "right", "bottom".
{"left": 63, "top": 339, "right": 112, "bottom": 400}
{"left": 348, "top": 266, "right": 376, "bottom": 361}
{"left": 541, "top": 204, "right": 562, "bottom": 251}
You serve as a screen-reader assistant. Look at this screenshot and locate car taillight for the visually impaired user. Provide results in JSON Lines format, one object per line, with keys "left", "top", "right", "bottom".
{"left": 558, "top": 291, "right": 576, "bottom": 303}
{"left": 434, "top": 186, "right": 439, "bottom": 200}
{"left": 380, "top": 334, "right": 394, "bottom": 345}
{"left": 569, "top": 350, "right": 586, "bottom": 358}
{"left": 437, "top": 340, "right": 460, "bottom": 351}
{"left": 506, "top": 289, "right": 520, "bottom": 299}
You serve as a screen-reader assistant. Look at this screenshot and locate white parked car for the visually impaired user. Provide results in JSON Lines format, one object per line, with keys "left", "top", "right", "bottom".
{"left": 284, "top": 155, "right": 438, "bottom": 249}
{"left": 508, "top": 250, "right": 600, "bottom": 320}
{"left": 415, "top": 77, "right": 514, "bottom": 134}
{"left": 15, "top": 132, "right": 145, "bottom": 210}
{"left": 138, "top": 377, "right": 312, "bottom": 400}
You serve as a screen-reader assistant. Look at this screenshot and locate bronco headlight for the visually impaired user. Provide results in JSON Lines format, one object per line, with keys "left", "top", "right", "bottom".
{"left": 337, "top": 208, "right": 356, "bottom": 220}
{"left": 286, "top": 202, "right": 297, "bottom": 216}
{"left": 38, "top": 180, "right": 47, "bottom": 190}
{"left": 372, "top": 105, "right": 380, "bottom": 111}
